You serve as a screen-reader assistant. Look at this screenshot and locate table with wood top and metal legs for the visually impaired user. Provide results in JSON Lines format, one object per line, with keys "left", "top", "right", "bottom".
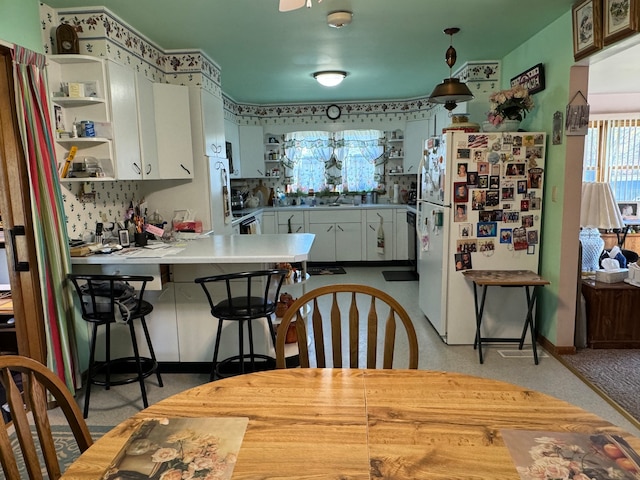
{"left": 462, "top": 269, "right": 550, "bottom": 365}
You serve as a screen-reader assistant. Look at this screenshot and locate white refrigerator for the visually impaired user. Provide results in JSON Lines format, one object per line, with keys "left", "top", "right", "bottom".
{"left": 417, "top": 131, "right": 546, "bottom": 344}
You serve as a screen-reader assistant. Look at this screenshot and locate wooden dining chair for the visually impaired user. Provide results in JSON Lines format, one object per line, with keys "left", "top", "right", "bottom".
{"left": 275, "top": 284, "right": 419, "bottom": 369}
{"left": 0, "top": 355, "right": 93, "bottom": 480}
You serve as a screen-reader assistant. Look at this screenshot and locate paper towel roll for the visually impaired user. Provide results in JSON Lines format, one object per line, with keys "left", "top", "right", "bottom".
{"left": 393, "top": 184, "right": 399, "bottom": 204}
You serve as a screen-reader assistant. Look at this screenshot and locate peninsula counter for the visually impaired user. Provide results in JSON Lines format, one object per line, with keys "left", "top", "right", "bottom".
{"left": 69, "top": 233, "right": 315, "bottom": 369}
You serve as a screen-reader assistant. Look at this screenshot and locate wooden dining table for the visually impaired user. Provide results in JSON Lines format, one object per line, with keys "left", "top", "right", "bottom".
{"left": 62, "top": 369, "right": 640, "bottom": 479}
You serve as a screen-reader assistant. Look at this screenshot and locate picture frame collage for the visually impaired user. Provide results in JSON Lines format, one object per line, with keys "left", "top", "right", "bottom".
{"left": 572, "top": 0, "right": 639, "bottom": 61}
{"left": 452, "top": 133, "right": 545, "bottom": 272}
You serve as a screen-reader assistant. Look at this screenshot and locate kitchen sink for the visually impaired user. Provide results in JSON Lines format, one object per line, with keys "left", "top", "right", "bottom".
{"left": 327, "top": 203, "right": 342, "bottom": 207}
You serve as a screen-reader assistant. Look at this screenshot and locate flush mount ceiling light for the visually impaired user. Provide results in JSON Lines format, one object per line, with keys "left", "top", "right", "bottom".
{"left": 314, "top": 71, "right": 347, "bottom": 87}
{"left": 279, "top": 0, "right": 321, "bottom": 12}
{"left": 429, "top": 27, "right": 474, "bottom": 112}
{"left": 327, "top": 11, "right": 353, "bottom": 28}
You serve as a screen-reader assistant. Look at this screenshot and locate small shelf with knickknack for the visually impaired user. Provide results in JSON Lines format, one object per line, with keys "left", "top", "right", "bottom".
{"left": 47, "top": 54, "right": 115, "bottom": 181}
{"left": 383, "top": 129, "right": 405, "bottom": 176}
{"left": 264, "top": 133, "right": 284, "bottom": 178}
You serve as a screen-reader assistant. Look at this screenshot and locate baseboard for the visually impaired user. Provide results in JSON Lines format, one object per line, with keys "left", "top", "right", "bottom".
{"left": 537, "top": 334, "right": 576, "bottom": 356}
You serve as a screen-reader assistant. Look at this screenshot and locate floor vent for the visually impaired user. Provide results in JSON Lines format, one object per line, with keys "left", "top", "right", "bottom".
{"left": 497, "top": 349, "right": 549, "bottom": 359}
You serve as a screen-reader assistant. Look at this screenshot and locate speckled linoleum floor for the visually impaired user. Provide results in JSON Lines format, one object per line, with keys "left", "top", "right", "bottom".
{"left": 49, "top": 266, "right": 640, "bottom": 436}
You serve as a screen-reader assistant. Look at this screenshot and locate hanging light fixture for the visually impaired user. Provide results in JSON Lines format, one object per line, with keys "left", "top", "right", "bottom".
{"left": 429, "top": 27, "right": 474, "bottom": 111}
{"left": 314, "top": 71, "right": 347, "bottom": 87}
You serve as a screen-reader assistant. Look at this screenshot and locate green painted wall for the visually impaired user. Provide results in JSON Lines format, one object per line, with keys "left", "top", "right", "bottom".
{"left": 0, "top": 0, "right": 42, "bottom": 52}
{"left": 501, "top": 11, "right": 574, "bottom": 344}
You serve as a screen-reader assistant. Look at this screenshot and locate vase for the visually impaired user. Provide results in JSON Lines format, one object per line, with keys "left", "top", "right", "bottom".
{"left": 482, "top": 119, "right": 521, "bottom": 132}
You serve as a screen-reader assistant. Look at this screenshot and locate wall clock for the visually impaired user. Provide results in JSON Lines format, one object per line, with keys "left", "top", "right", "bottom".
{"left": 56, "top": 24, "right": 79, "bottom": 55}
{"left": 326, "top": 104, "right": 341, "bottom": 120}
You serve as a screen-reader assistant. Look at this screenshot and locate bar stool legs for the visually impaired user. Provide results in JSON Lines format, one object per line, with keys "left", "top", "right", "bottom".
{"left": 83, "top": 316, "right": 163, "bottom": 418}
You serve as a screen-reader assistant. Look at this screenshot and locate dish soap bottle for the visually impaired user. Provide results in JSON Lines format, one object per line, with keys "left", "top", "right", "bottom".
{"left": 268, "top": 188, "right": 276, "bottom": 207}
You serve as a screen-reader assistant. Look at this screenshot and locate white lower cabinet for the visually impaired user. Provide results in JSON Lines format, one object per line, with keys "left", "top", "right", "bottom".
{"left": 262, "top": 212, "right": 276, "bottom": 234}
{"left": 277, "top": 211, "right": 305, "bottom": 234}
{"left": 308, "top": 210, "right": 362, "bottom": 262}
{"left": 93, "top": 283, "right": 179, "bottom": 362}
{"left": 174, "top": 281, "right": 273, "bottom": 362}
{"left": 395, "top": 209, "right": 408, "bottom": 260}
{"left": 365, "top": 209, "right": 395, "bottom": 261}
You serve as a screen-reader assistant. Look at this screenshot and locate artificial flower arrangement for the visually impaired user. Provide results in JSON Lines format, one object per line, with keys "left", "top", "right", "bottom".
{"left": 486, "top": 85, "right": 534, "bottom": 126}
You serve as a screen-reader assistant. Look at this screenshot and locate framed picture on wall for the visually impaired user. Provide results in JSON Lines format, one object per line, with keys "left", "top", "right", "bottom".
{"left": 603, "top": 0, "right": 639, "bottom": 45}
{"left": 572, "top": 0, "right": 603, "bottom": 61}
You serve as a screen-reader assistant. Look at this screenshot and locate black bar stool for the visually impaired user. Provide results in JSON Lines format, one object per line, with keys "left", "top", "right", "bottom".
{"left": 68, "top": 274, "right": 163, "bottom": 418}
{"left": 195, "top": 269, "right": 288, "bottom": 381}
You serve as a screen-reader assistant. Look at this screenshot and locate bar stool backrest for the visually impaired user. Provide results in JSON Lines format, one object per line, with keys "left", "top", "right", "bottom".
{"left": 68, "top": 274, "right": 153, "bottom": 323}
{"left": 195, "top": 269, "right": 289, "bottom": 320}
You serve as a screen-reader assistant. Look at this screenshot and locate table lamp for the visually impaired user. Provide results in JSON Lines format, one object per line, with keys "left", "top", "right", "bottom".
{"left": 579, "top": 182, "right": 624, "bottom": 272}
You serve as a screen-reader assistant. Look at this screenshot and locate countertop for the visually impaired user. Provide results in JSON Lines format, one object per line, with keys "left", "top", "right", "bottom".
{"left": 232, "top": 203, "right": 416, "bottom": 224}
{"left": 70, "top": 233, "right": 315, "bottom": 265}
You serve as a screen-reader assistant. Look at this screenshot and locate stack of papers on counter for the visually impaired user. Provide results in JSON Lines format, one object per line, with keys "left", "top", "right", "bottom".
{"left": 116, "top": 246, "right": 184, "bottom": 258}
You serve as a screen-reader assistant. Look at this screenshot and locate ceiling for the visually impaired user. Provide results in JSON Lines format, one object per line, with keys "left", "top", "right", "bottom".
{"left": 44, "top": 0, "right": 578, "bottom": 105}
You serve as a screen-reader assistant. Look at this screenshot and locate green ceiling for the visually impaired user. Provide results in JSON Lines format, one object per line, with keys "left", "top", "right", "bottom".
{"left": 44, "top": 0, "right": 575, "bottom": 105}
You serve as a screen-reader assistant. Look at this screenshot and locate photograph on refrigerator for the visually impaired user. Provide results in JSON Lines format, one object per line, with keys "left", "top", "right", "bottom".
{"left": 417, "top": 131, "right": 546, "bottom": 345}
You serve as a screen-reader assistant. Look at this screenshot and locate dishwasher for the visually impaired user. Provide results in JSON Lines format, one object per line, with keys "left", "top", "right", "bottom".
{"left": 407, "top": 210, "right": 417, "bottom": 276}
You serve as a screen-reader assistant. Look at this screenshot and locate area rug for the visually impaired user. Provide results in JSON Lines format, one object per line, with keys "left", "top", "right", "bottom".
{"left": 307, "top": 266, "right": 346, "bottom": 275}
{"left": 381, "top": 270, "right": 418, "bottom": 282}
{"left": 10, "top": 424, "right": 112, "bottom": 477}
{"left": 560, "top": 349, "right": 640, "bottom": 425}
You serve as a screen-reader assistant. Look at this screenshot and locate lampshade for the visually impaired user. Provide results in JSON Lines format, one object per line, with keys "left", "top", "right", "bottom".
{"left": 580, "top": 182, "right": 624, "bottom": 230}
{"left": 579, "top": 182, "right": 624, "bottom": 272}
{"left": 314, "top": 71, "right": 347, "bottom": 87}
{"left": 429, "top": 27, "right": 474, "bottom": 111}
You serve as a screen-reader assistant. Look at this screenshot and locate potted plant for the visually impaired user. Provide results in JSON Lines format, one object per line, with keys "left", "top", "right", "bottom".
{"left": 484, "top": 85, "right": 534, "bottom": 132}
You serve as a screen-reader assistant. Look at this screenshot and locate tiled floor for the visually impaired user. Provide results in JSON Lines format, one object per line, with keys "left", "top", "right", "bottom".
{"left": 51, "top": 266, "right": 640, "bottom": 436}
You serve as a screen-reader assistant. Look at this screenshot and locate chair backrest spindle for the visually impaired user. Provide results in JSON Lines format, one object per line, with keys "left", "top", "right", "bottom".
{"left": 276, "top": 284, "right": 419, "bottom": 370}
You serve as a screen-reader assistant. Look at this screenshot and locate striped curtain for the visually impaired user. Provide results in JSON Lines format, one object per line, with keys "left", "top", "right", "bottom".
{"left": 11, "top": 45, "right": 79, "bottom": 392}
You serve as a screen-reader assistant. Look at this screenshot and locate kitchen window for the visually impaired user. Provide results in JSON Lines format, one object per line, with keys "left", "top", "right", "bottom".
{"left": 582, "top": 116, "right": 640, "bottom": 201}
{"left": 283, "top": 130, "right": 384, "bottom": 193}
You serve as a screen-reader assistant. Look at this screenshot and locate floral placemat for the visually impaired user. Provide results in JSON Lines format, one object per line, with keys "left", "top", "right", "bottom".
{"left": 102, "top": 417, "right": 249, "bottom": 479}
{"left": 502, "top": 430, "right": 640, "bottom": 479}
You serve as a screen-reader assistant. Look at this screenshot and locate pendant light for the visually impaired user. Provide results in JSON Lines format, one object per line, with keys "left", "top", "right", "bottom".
{"left": 429, "top": 27, "right": 474, "bottom": 111}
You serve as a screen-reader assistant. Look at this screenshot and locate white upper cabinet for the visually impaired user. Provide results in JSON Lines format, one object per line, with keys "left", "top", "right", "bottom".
{"left": 404, "top": 119, "right": 429, "bottom": 175}
{"left": 153, "top": 83, "right": 194, "bottom": 179}
{"left": 105, "top": 60, "right": 143, "bottom": 180}
{"left": 133, "top": 72, "right": 160, "bottom": 180}
{"left": 224, "top": 119, "right": 241, "bottom": 178}
{"left": 238, "top": 125, "right": 265, "bottom": 178}
{"left": 190, "top": 87, "right": 226, "bottom": 159}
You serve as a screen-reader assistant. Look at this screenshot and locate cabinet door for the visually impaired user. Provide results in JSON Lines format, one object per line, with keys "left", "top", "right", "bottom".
{"left": 404, "top": 119, "right": 429, "bottom": 175}
{"left": 202, "top": 90, "right": 225, "bottom": 158}
{"left": 135, "top": 73, "right": 160, "bottom": 179}
{"left": 336, "top": 222, "right": 362, "bottom": 261}
{"left": 367, "top": 222, "right": 393, "bottom": 261}
{"left": 277, "top": 223, "right": 304, "bottom": 234}
{"left": 224, "top": 119, "right": 240, "bottom": 178}
{"left": 153, "top": 83, "right": 194, "bottom": 179}
{"left": 262, "top": 213, "right": 276, "bottom": 234}
{"left": 395, "top": 209, "right": 408, "bottom": 260}
{"left": 308, "top": 223, "right": 336, "bottom": 262}
{"left": 239, "top": 125, "right": 265, "bottom": 178}
{"left": 106, "top": 60, "right": 142, "bottom": 180}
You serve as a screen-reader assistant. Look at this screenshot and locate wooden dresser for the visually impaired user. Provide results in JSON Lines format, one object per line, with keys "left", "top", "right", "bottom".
{"left": 581, "top": 279, "right": 640, "bottom": 348}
